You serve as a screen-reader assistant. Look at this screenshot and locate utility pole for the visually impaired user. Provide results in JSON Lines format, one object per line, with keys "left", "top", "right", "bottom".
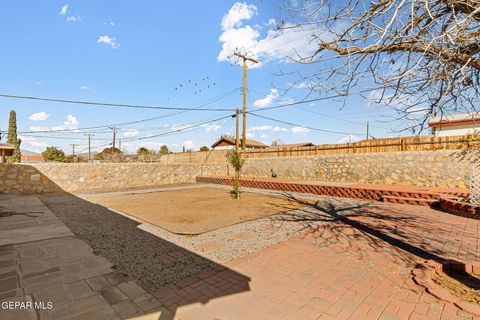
{"left": 70, "top": 144, "right": 79, "bottom": 162}
{"left": 85, "top": 134, "right": 94, "bottom": 162}
{"left": 235, "top": 109, "right": 239, "bottom": 150}
{"left": 366, "top": 121, "right": 370, "bottom": 140}
{"left": 109, "top": 127, "right": 119, "bottom": 149}
{"left": 234, "top": 52, "right": 258, "bottom": 151}
{"left": 119, "top": 139, "right": 122, "bottom": 151}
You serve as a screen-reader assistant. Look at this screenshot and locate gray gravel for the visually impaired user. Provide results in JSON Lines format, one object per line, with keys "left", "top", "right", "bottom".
{"left": 39, "top": 193, "right": 218, "bottom": 292}
{"left": 40, "top": 185, "right": 372, "bottom": 292}
{"left": 81, "top": 185, "right": 373, "bottom": 264}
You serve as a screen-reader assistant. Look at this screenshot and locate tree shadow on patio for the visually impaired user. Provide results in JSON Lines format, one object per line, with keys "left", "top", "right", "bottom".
{"left": 266, "top": 192, "right": 461, "bottom": 267}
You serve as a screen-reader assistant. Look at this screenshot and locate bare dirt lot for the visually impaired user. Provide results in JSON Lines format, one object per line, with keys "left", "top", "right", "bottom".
{"left": 88, "top": 187, "right": 306, "bottom": 234}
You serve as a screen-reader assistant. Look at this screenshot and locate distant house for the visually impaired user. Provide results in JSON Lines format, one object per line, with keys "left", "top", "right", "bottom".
{"left": 265, "top": 142, "right": 315, "bottom": 150}
{"left": 429, "top": 113, "right": 480, "bottom": 137}
{"left": 211, "top": 137, "right": 267, "bottom": 150}
{"left": 0, "top": 143, "right": 15, "bottom": 163}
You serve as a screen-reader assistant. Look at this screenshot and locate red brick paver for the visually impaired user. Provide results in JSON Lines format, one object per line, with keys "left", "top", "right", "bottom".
{"left": 161, "top": 201, "right": 480, "bottom": 320}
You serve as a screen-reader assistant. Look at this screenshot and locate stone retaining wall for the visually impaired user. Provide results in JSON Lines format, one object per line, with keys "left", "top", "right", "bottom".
{"left": 0, "top": 164, "right": 62, "bottom": 194}
{"left": 0, "top": 150, "right": 475, "bottom": 194}
{"left": 0, "top": 163, "right": 228, "bottom": 194}
{"left": 242, "top": 150, "right": 476, "bottom": 189}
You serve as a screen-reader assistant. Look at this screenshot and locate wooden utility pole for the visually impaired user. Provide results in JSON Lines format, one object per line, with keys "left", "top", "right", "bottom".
{"left": 70, "top": 144, "right": 79, "bottom": 162}
{"left": 366, "top": 121, "right": 370, "bottom": 140}
{"left": 234, "top": 52, "right": 258, "bottom": 151}
{"left": 235, "top": 108, "right": 239, "bottom": 150}
{"left": 85, "top": 134, "right": 93, "bottom": 162}
{"left": 109, "top": 127, "right": 119, "bottom": 149}
{"left": 70, "top": 144, "right": 78, "bottom": 156}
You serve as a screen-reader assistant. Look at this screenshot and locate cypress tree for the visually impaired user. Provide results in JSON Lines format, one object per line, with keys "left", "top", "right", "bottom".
{"left": 7, "top": 110, "right": 17, "bottom": 145}
{"left": 7, "top": 110, "right": 21, "bottom": 162}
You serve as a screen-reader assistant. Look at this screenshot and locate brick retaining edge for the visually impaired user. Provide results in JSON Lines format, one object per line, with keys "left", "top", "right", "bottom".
{"left": 196, "top": 176, "right": 463, "bottom": 207}
{"left": 439, "top": 198, "right": 480, "bottom": 219}
{"left": 412, "top": 260, "right": 480, "bottom": 316}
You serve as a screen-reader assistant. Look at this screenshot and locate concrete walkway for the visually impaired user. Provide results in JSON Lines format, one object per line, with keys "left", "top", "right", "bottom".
{"left": 0, "top": 195, "right": 165, "bottom": 320}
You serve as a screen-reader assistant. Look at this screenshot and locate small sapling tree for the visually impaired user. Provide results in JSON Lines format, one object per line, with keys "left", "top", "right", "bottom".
{"left": 226, "top": 150, "right": 246, "bottom": 199}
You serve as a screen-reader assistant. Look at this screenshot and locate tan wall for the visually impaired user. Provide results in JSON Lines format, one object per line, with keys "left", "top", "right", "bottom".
{"left": 153, "top": 150, "right": 229, "bottom": 164}
{"left": 0, "top": 150, "right": 476, "bottom": 194}
{"left": 241, "top": 150, "right": 476, "bottom": 189}
{"left": 0, "top": 163, "right": 228, "bottom": 194}
{"left": 0, "top": 164, "right": 62, "bottom": 194}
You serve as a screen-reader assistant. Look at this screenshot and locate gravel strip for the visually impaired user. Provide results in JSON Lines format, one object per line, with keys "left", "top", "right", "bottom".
{"left": 39, "top": 193, "right": 218, "bottom": 292}
{"left": 40, "top": 184, "right": 374, "bottom": 291}
{"left": 82, "top": 184, "right": 374, "bottom": 264}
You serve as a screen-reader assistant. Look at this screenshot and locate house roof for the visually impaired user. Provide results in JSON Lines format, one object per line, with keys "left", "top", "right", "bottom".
{"left": 0, "top": 142, "right": 16, "bottom": 150}
{"left": 266, "top": 142, "right": 315, "bottom": 149}
{"left": 211, "top": 137, "right": 267, "bottom": 148}
{"left": 21, "top": 155, "right": 45, "bottom": 162}
{"left": 429, "top": 113, "right": 480, "bottom": 128}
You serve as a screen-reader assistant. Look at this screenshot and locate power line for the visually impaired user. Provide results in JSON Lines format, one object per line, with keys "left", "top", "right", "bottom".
{"left": 17, "top": 88, "right": 240, "bottom": 134}
{"left": 128, "top": 114, "right": 234, "bottom": 141}
{"left": 294, "top": 105, "right": 392, "bottom": 130}
{"left": 249, "top": 92, "right": 358, "bottom": 112}
{"left": 18, "top": 134, "right": 111, "bottom": 141}
{"left": 246, "top": 81, "right": 429, "bottom": 113}
{"left": 80, "top": 113, "right": 234, "bottom": 153}
{"left": 248, "top": 112, "right": 362, "bottom": 135}
{"left": 0, "top": 93, "right": 236, "bottom": 111}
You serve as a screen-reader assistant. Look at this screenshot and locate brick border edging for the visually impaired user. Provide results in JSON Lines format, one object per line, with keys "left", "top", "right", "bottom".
{"left": 412, "top": 260, "right": 480, "bottom": 316}
{"left": 195, "top": 176, "right": 463, "bottom": 206}
{"left": 439, "top": 198, "right": 480, "bottom": 219}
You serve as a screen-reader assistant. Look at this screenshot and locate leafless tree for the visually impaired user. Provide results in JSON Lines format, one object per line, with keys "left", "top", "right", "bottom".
{"left": 282, "top": 0, "right": 480, "bottom": 133}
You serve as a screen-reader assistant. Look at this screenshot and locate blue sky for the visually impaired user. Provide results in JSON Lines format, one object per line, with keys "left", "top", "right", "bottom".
{"left": 0, "top": 1, "right": 402, "bottom": 154}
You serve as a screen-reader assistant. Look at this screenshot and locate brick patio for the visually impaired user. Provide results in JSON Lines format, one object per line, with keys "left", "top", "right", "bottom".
{"left": 1, "top": 193, "right": 480, "bottom": 319}
{"left": 165, "top": 201, "right": 480, "bottom": 320}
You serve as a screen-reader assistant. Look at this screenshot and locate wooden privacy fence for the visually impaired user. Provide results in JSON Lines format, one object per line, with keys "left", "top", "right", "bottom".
{"left": 243, "top": 134, "right": 480, "bottom": 158}
{"left": 140, "top": 134, "right": 479, "bottom": 163}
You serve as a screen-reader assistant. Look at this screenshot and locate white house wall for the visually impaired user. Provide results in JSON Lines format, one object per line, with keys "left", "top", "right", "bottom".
{"left": 435, "top": 124, "right": 480, "bottom": 137}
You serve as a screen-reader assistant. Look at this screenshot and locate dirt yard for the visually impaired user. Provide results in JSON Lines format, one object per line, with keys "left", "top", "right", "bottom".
{"left": 433, "top": 270, "right": 480, "bottom": 304}
{"left": 89, "top": 188, "right": 307, "bottom": 234}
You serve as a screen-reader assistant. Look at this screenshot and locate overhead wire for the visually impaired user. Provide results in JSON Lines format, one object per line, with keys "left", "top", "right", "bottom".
{"left": 17, "top": 87, "right": 240, "bottom": 134}
{"left": 248, "top": 113, "right": 363, "bottom": 135}
{"left": 0, "top": 93, "right": 236, "bottom": 112}
{"left": 80, "top": 112, "right": 235, "bottom": 153}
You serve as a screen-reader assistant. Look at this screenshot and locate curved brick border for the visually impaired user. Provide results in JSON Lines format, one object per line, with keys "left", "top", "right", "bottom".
{"left": 412, "top": 260, "right": 480, "bottom": 316}
{"left": 439, "top": 198, "right": 480, "bottom": 219}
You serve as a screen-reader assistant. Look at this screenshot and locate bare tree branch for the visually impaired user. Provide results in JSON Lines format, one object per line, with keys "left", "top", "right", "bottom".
{"left": 283, "top": 0, "right": 480, "bottom": 133}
